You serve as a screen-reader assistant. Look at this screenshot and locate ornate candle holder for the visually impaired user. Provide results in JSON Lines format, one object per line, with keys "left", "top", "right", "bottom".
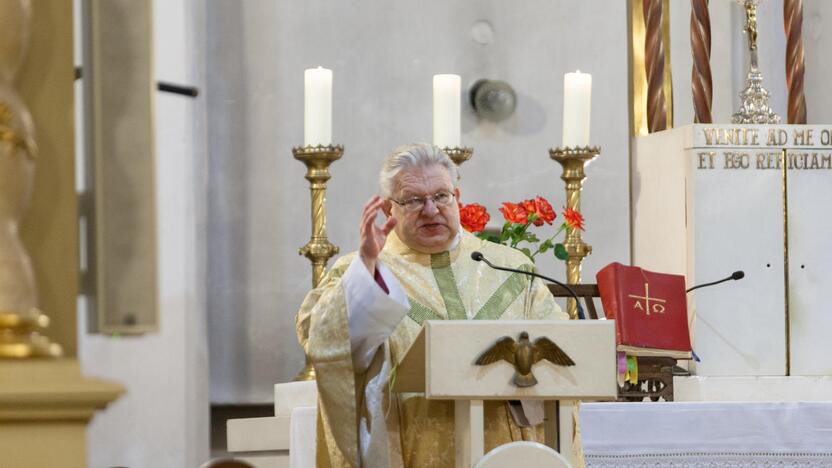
{"left": 549, "top": 146, "right": 600, "bottom": 320}
{"left": 442, "top": 146, "right": 474, "bottom": 166}
{"left": 0, "top": 101, "right": 62, "bottom": 359}
{"left": 292, "top": 144, "right": 343, "bottom": 381}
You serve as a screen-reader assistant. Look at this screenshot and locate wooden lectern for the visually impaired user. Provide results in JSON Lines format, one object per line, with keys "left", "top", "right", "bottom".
{"left": 394, "top": 320, "right": 616, "bottom": 467}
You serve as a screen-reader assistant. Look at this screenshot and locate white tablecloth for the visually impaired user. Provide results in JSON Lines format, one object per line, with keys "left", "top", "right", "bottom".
{"left": 289, "top": 401, "right": 832, "bottom": 467}
{"left": 582, "top": 401, "right": 832, "bottom": 467}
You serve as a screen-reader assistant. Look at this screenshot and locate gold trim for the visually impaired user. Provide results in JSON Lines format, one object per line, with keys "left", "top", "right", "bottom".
{"left": 781, "top": 148, "right": 790, "bottom": 376}
{"left": 662, "top": 0, "right": 673, "bottom": 129}
{"left": 629, "top": 0, "right": 673, "bottom": 137}
{"left": 473, "top": 264, "right": 534, "bottom": 321}
{"left": 441, "top": 146, "right": 474, "bottom": 167}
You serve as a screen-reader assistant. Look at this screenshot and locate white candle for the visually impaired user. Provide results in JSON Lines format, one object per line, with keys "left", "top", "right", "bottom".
{"left": 304, "top": 67, "right": 332, "bottom": 146}
{"left": 562, "top": 70, "right": 592, "bottom": 147}
{"left": 433, "top": 74, "right": 461, "bottom": 148}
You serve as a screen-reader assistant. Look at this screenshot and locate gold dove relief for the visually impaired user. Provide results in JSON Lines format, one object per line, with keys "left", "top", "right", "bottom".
{"left": 475, "top": 331, "right": 575, "bottom": 387}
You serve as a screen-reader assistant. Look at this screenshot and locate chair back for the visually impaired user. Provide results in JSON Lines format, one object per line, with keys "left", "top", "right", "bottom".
{"left": 547, "top": 283, "right": 601, "bottom": 319}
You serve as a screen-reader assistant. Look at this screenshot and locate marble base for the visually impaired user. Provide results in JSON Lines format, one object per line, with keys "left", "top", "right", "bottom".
{"left": 0, "top": 359, "right": 123, "bottom": 468}
{"left": 674, "top": 375, "right": 832, "bottom": 401}
{"left": 226, "top": 381, "right": 318, "bottom": 467}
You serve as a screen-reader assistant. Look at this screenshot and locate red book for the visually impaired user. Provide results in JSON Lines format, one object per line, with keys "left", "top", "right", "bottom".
{"left": 596, "top": 262, "right": 692, "bottom": 359}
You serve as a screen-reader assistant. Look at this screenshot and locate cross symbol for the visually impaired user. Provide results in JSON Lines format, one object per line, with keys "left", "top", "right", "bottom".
{"left": 627, "top": 282, "right": 667, "bottom": 316}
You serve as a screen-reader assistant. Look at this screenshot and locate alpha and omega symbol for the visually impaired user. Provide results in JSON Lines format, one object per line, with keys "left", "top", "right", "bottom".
{"left": 627, "top": 282, "right": 667, "bottom": 316}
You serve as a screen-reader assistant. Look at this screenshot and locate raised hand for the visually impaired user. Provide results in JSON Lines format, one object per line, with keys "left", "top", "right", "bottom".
{"left": 359, "top": 195, "right": 397, "bottom": 274}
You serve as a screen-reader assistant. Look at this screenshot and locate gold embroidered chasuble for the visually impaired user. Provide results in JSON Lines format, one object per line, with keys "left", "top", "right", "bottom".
{"left": 296, "top": 230, "right": 569, "bottom": 467}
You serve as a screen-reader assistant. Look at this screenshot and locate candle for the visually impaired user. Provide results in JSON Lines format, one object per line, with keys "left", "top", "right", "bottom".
{"left": 562, "top": 70, "right": 592, "bottom": 147}
{"left": 433, "top": 74, "right": 461, "bottom": 148}
{"left": 304, "top": 67, "right": 332, "bottom": 146}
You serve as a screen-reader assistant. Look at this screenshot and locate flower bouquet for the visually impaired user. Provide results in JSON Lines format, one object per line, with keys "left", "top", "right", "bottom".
{"left": 459, "top": 196, "right": 584, "bottom": 262}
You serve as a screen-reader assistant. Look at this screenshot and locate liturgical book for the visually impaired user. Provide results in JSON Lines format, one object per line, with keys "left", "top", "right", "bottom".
{"left": 596, "top": 262, "right": 692, "bottom": 359}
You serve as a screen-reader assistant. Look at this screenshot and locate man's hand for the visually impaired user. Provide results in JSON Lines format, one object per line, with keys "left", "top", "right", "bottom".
{"left": 359, "top": 195, "right": 397, "bottom": 274}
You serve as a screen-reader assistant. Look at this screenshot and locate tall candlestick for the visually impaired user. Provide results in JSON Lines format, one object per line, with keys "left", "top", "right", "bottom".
{"left": 562, "top": 71, "right": 592, "bottom": 147}
{"left": 304, "top": 67, "right": 332, "bottom": 146}
{"left": 433, "top": 74, "right": 461, "bottom": 148}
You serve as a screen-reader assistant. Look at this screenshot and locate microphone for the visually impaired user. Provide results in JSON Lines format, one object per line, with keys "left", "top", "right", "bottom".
{"left": 471, "top": 251, "right": 586, "bottom": 320}
{"left": 686, "top": 270, "right": 745, "bottom": 293}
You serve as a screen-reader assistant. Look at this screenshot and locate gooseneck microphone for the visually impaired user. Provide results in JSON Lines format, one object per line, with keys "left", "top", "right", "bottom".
{"left": 686, "top": 271, "right": 745, "bottom": 293}
{"left": 471, "top": 251, "right": 586, "bottom": 320}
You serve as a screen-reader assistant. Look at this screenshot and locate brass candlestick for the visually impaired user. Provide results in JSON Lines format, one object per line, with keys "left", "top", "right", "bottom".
{"left": 549, "top": 146, "right": 600, "bottom": 320}
{"left": 0, "top": 98, "right": 61, "bottom": 359}
{"left": 292, "top": 144, "right": 343, "bottom": 381}
{"left": 442, "top": 146, "right": 474, "bottom": 166}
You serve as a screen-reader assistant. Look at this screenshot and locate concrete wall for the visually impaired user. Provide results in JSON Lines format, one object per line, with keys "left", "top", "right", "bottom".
{"left": 76, "top": 0, "right": 209, "bottom": 466}
{"left": 205, "top": 0, "right": 632, "bottom": 403}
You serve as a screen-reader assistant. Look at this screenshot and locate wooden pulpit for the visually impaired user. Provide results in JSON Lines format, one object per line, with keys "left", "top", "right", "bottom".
{"left": 394, "top": 320, "right": 616, "bottom": 467}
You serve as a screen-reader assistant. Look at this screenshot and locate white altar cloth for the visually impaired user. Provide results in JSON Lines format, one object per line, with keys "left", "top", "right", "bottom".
{"left": 285, "top": 401, "right": 832, "bottom": 467}
{"left": 582, "top": 401, "right": 832, "bottom": 467}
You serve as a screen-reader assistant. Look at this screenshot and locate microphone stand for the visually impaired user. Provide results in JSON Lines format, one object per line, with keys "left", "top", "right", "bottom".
{"left": 686, "top": 271, "right": 745, "bottom": 293}
{"left": 472, "top": 252, "right": 586, "bottom": 320}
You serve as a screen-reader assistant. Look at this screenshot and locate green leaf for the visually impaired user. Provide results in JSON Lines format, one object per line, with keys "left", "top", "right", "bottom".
{"left": 538, "top": 240, "right": 552, "bottom": 254}
{"left": 524, "top": 232, "right": 539, "bottom": 243}
{"left": 520, "top": 247, "right": 533, "bottom": 260}
{"left": 554, "top": 243, "right": 568, "bottom": 261}
{"left": 499, "top": 222, "right": 513, "bottom": 242}
{"left": 484, "top": 234, "right": 501, "bottom": 244}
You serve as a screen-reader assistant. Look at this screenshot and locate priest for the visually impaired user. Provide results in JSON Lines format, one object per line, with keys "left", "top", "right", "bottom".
{"left": 296, "top": 143, "right": 571, "bottom": 467}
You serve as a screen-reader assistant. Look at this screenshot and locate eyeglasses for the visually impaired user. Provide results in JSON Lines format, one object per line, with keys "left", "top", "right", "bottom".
{"left": 391, "top": 191, "right": 455, "bottom": 212}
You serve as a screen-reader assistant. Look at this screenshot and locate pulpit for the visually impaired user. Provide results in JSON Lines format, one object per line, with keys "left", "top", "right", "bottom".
{"left": 394, "top": 320, "right": 617, "bottom": 467}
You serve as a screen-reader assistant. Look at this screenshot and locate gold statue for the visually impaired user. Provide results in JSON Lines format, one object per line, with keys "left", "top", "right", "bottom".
{"left": 743, "top": 0, "right": 758, "bottom": 54}
{"left": 0, "top": 0, "right": 61, "bottom": 358}
{"left": 476, "top": 331, "right": 575, "bottom": 387}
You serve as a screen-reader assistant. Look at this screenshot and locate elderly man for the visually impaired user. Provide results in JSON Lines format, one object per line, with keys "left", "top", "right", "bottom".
{"left": 296, "top": 143, "right": 568, "bottom": 468}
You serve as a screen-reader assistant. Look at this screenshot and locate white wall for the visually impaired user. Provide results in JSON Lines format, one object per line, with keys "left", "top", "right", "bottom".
{"left": 205, "top": 0, "right": 632, "bottom": 403}
{"left": 76, "top": 0, "right": 209, "bottom": 466}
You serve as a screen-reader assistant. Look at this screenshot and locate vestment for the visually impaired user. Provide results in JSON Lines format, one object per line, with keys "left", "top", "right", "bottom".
{"left": 296, "top": 230, "right": 568, "bottom": 467}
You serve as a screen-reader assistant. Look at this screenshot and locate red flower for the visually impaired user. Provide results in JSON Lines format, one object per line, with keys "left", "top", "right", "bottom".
{"left": 520, "top": 199, "right": 543, "bottom": 226}
{"left": 517, "top": 197, "right": 556, "bottom": 226}
{"left": 534, "top": 196, "right": 556, "bottom": 225}
{"left": 459, "top": 203, "right": 490, "bottom": 233}
{"left": 563, "top": 207, "right": 585, "bottom": 231}
{"left": 499, "top": 202, "right": 529, "bottom": 225}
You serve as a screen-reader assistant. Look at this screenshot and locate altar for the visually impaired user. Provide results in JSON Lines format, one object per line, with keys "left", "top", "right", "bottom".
{"left": 228, "top": 390, "right": 832, "bottom": 468}
{"left": 633, "top": 123, "right": 832, "bottom": 390}
{"left": 582, "top": 401, "right": 832, "bottom": 467}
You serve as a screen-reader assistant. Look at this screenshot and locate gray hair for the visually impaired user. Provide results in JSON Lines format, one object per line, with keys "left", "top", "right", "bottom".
{"left": 379, "top": 143, "right": 459, "bottom": 198}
